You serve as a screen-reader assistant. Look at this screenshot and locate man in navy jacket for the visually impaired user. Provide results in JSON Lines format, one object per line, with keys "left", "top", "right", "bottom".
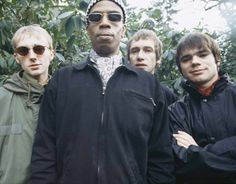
{"left": 30, "top": 1, "right": 175, "bottom": 184}
{"left": 169, "top": 32, "right": 236, "bottom": 183}
{"left": 127, "top": 29, "right": 178, "bottom": 106}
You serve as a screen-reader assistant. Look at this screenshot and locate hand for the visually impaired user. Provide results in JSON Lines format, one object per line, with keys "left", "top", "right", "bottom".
{"left": 173, "top": 131, "right": 198, "bottom": 149}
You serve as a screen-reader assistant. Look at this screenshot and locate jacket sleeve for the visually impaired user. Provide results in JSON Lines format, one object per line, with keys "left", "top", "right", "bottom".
{"left": 147, "top": 83, "right": 175, "bottom": 184}
{"left": 204, "top": 135, "right": 236, "bottom": 169}
{"left": 169, "top": 101, "right": 236, "bottom": 178}
{"left": 161, "top": 84, "right": 178, "bottom": 106}
{"left": 30, "top": 72, "right": 58, "bottom": 184}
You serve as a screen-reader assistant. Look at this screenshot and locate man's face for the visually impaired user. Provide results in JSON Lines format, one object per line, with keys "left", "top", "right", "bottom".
{"left": 14, "top": 35, "right": 54, "bottom": 82}
{"left": 86, "top": 0, "right": 126, "bottom": 57}
{"left": 129, "top": 38, "right": 160, "bottom": 74}
{"left": 179, "top": 47, "right": 219, "bottom": 88}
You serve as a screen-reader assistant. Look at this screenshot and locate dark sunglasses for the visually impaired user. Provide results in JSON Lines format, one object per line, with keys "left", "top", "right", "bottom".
{"left": 88, "top": 12, "right": 123, "bottom": 23}
{"left": 15, "top": 45, "right": 48, "bottom": 56}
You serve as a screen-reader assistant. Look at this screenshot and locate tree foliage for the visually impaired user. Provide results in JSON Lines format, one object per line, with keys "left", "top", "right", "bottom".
{"left": 199, "top": 0, "right": 236, "bottom": 80}
{"left": 0, "top": 0, "right": 235, "bottom": 92}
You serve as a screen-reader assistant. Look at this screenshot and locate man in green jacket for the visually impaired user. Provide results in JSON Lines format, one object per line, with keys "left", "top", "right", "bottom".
{"left": 0, "top": 24, "right": 54, "bottom": 184}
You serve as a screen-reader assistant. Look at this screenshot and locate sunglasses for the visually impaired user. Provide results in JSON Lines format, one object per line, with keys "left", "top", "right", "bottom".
{"left": 15, "top": 45, "right": 48, "bottom": 56}
{"left": 88, "top": 12, "right": 123, "bottom": 23}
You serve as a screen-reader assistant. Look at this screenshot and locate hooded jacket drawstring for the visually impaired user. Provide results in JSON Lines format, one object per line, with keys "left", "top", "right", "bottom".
{"left": 26, "top": 83, "right": 32, "bottom": 107}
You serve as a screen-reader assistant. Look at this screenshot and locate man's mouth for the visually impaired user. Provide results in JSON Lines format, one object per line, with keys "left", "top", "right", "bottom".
{"left": 29, "top": 64, "right": 42, "bottom": 69}
{"left": 98, "top": 32, "right": 113, "bottom": 37}
{"left": 190, "top": 68, "right": 206, "bottom": 75}
{"left": 136, "top": 63, "right": 147, "bottom": 67}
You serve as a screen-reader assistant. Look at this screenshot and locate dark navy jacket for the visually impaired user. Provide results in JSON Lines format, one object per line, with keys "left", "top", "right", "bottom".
{"left": 169, "top": 73, "right": 236, "bottom": 184}
{"left": 160, "top": 84, "right": 178, "bottom": 106}
{"left": 30, "top": 58, "right": 175, "bottom": 184}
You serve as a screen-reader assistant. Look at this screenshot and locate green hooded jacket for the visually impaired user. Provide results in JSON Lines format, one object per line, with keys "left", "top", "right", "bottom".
{"left": 0, "top": 71, "right": 44, "bottom": 184}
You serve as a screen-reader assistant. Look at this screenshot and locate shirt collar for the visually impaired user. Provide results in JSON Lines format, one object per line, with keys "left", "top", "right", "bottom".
{"left": 89, "top": 49, "right": 123, "bottom": 66}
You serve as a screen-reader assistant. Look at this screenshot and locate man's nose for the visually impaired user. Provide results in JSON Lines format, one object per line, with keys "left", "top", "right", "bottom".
{"left": 191, "top": 55, "right": 200, "bottom": 65}
{"left": 137, "top": 50, "right": 145, "bottom": 61}
{"left": 99, "top": 15, "right": 111, "bottom": 28}
{"left": 28, "top": 49, "right": 37, "bottom": 61}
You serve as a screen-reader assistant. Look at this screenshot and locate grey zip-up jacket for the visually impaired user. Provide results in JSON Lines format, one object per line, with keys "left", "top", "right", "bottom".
{"left": 0, "top": 71, "right": 44, "bottom": 184}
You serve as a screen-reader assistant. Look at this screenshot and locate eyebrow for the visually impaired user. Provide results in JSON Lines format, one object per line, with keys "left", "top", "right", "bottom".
{"left": 143, "top": 46, "right": 154, "bottom": 50}
{"left": 130, "top": 46, "right": 153, "bottom": 50}
{"left": 198, "top": 49, "right": 210, "bottom": 53}
{"left": 130, "top": 47, "right": 140, "bottom": 51}
{"left": 90, "top": 11, "right": 121, "bottom": 14}
{"left": 180, "top": 49, "right": 211, "bottom": 61}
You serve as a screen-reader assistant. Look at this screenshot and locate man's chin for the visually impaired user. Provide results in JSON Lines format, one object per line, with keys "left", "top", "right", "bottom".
{"left": 95, "top": 47, "right": 115, "bottom": 57}
{"left": 27, "top": 70, "right": 42, "bottom": 77}
{"left": 136, "top": 66, "right": 146, "bottom": 70}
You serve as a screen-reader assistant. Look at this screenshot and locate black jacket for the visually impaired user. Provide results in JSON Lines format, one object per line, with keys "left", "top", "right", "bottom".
{"left": 160, "top": 84, "right": 178, "bottom": 106}
{"left": 30, "top": 58, "right": 175, "bottom": 184}
{"left": 169, "top": 73, "right": 236, "bottom": 184}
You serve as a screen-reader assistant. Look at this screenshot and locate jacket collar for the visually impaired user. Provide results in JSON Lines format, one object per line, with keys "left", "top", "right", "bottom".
{"left": 3, "top": 71, "right": 45, "bottom": 105}
{"left": 73, "top": 57, "right": 139, "bottom": 75}
{"left": 182, "top": 71, "right": 229, "bottom": 98}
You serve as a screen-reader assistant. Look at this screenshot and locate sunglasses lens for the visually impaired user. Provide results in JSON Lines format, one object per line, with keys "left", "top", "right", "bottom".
{"left": 15, "top": 45, "right": 46, "bottom": 56}
{"left": 16, "top": 47, "right": 29, "bottom": 56}
{"left": 88, "top": 13, "right": 122, "bottom": 23}
{"left": 108, "top": 13, "right": 122, "bottom": 22}
{"left": 88, "top": 13, "right": 102, "bottom": 22}
{"left": 33, "top": 45, "right": 45, "bottom": 55}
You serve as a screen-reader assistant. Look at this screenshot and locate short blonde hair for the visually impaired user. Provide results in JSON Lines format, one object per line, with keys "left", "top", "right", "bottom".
{"left": 12, "top": 24, "right": 53, "bottom": 49}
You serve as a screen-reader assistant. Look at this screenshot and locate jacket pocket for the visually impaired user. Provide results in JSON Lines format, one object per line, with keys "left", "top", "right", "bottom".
{"left": 0, "top": 124, "right": 22, "bottom": 136}
{"left": 123, "top": 89, "right": 156, "bottom": 107}
{"left": 122, "top": 89, "right": 155, "bottom": 135}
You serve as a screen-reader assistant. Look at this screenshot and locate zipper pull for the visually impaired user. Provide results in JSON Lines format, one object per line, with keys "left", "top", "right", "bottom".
{"left": 102, "top": 86, "right": 106, "bottom": 95}
{"left": 150, "top": 98, "right": 156, "bottom": 107}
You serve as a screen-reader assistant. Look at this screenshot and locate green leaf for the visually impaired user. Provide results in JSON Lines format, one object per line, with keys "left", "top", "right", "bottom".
{"left": 73, "top": 15, "right": 83, "bottom": 29}
{"left": 58, "top": 11, "right": 74, "bottom": 20}
{"left": 65, "top": 17, "right": 75, "bottom": 37}
{"left": 55, "top": 52, "right": 65, "bottom": 62}
{"left": 79, "top": 1, "right": 89, "bottom": 11}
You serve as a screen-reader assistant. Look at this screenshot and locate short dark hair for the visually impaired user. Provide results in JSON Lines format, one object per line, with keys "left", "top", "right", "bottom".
{"left": 176, "top": 32, "right": 221, "bottom": 71}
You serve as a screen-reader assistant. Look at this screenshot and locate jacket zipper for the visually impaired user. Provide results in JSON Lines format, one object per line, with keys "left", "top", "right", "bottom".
{"left": 88, "top": 64, "right": 107, "bottom": 184}
{"left": 89, "top": 64, "right": 123, "bottom": 183}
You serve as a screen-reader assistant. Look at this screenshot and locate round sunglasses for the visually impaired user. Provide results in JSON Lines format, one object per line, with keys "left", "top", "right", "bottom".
{"left": 15, "top": 45, "right": 48, "bottom": 56}
{"left": 88, "top": 12, "right": 123, "bottom": 23}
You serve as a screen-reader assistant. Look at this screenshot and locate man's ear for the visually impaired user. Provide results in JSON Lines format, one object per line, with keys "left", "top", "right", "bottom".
{"left": 155, "top": 59, "right": 162, "bottom": 69}
{"left": 216, "top": 61, "right": 221, "bottom": 71}
{"left": 50, "top": 49, "right": 55, "bottom": 62}
{"left": 121, "top": 25, "right": 126, "bottom": 38}
{"left": 14, "top": 53, "right": 20, "bottom": 64}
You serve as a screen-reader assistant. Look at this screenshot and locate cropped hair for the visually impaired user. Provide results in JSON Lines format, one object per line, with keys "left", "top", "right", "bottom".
{"left": 127, "top": 29, "right": 163, "bottom": 61}
{"left": 12, "top": 24, "right": 53, "bottom": 49}
{"left": 176, "top": 32, "right": 221, "bottom": 70}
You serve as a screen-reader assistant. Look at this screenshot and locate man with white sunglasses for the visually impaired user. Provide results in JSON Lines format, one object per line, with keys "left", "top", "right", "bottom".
{"left": 30, "top": 1, "right": 175, "bottom": 184}
{"left": 0, "top": 25, "right": 54, "bottom": 184}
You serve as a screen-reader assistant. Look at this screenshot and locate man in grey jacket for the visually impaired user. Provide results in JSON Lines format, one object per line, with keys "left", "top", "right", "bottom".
{"left": 0, "top": 24, "right": 54, "bottom": 184}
